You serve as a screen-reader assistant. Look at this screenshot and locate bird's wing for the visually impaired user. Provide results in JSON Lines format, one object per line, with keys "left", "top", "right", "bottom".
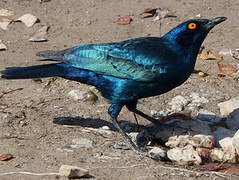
{"left": 62, "top": 37, "right": 169, "bottom": 82}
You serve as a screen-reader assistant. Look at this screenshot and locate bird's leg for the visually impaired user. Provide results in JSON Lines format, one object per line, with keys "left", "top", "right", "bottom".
{"left": 126, "top": 102, "right": 162, "bottom": 126}
{"left": 108, "top": 104, "right": 147, "bottom": 154}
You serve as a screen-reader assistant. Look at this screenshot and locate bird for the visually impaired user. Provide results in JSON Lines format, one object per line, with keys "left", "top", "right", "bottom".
{"left": 1, "top": 17, "right": 227, "bottom": 155}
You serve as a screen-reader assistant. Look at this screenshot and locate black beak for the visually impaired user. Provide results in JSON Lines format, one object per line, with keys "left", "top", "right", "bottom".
{"left": 204, "top": 17, "right": 227, "bottom": 30}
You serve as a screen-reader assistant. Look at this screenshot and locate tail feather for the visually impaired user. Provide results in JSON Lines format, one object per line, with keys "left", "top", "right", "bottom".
{"left": 36, "top": 48, "right": 74, "bottom": 61}
{"left": 1, "top": 63, "right": 66, "bottom": 79}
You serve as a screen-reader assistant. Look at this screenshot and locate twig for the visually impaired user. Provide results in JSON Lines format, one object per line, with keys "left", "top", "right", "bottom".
{"left": 89, "top": 163, "right": 147, "bottom": 170}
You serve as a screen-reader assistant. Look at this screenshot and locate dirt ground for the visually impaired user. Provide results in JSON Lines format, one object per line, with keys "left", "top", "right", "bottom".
{"left": 0, "top": 0, "right": 239, "bottom": 179}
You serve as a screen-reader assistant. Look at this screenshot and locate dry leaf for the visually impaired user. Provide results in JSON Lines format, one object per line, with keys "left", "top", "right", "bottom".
{"left": 0, "top": 8, "right": 14, "bottom": 16}
{"left": 197, "top": 50, "right": 223, "bottom": 60}
{"left": 0, "top": 40, "right": 7, "bottom": 50}
{"left": 218, "top": 64, "right": 237, "bottom": 77}
{"left": 140, "top": 8, "right": 158, "bottom": 16}
{"left": 114, "top": 16, "right": 132, "bottom": 25}
{"left": 0, "top": 154, "right": 13, "bottom": 161}
{"left": 17, "top": 14, "right": 38, "bottom": 27}
{"left": 29, "top": 25, "right": 48, "bottom": 42}
{"left": 140, "top": 8, "right": 170, "bottom": 21}
{"left": 0, "top": 89, "right": 5, "bottom": 98}
{"left": 0, "top": 17, "right": 13, "bottom": 30}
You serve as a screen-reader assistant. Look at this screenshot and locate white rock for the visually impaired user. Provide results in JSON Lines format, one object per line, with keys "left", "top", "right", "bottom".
{"left": 70, "top": 138, "right": 93, "bottom": 148}
{"left": 167, "top": 145, "right": 202, "bottom": 165}
{"left": 219, "top": 48, "right": 232, "bottom": 56}
{"left": 210, "top": 145, "right": 238, "bottom": 163}
{"left": 0, "top": 40, "right": 7, "bottom": 50}
{"left": 0, "top": 17, "right": 12, "bottom": 30}
{"left": 17, "top": 14, "right": 38, "bottom": 27}
{"left": 196, "top": 109, "right": 222, "bottom": 124}
{"left": 29, "top": 25, "right": 48, "bottom": 42}
{"left": 218, "top": 96, "right": 239, "bottom": 116}
{"left": 213, "top": 127, "right": 236, "bottom": 143}
{"left": 148, "top": 147, "right": 167, "bottom": 160}
{"left": 168, "top": 95, "right": 189, "bottom": 111}
{"left": 166, "top": 134, "right": 215, "bottom": 148}
{"left": 0, "top": 8, "right": 14, "bottom": 16}
{"left": 68, "top": 90, "right": 97, "bottom": 102}
{"left": 190, "top": 93, "right": 209, "bottom": 105}
{"left": 232, "top": 130, "right": 239, "bottom": 155}
{"left": 59, "top": 165, "right": 89, "bottom": 178}
{"left": 225, "top": 109, "right": 239, "bottom": 131}
{"left": 84, "top": 127, "right": 111, "bottom": 135}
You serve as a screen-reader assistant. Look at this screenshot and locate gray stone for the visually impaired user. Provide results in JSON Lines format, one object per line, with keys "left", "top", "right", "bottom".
{"left": 167, "top": 145, "right": 202, "bottom": 165}
{"left": 218, "top": 96, "right": 239, "bottom": 117}
{"left": 168, "top": 95, "right": 189, "bottom": 112}
{"left": 148, "top": 147, "right": 167, "bottom": 160}
{"left": 59, "top": 165, "right": 89, "bottom": 178}
{"left": 196, "top": 109, "right": 222, "bottom": 125}
{"left": 225, "top": 109, "right": 239, "bottom": 131}
{"left": 70, "top": 138, "right": 93, "bottom": 148}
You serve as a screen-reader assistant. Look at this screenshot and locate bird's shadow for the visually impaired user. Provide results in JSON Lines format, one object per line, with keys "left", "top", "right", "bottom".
{"left": 53, "top": 116, "right": 118, "bottom": 131}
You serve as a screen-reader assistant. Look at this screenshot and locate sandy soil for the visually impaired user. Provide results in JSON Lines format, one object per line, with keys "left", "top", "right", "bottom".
{"left": 0, "top": 0, "right": 239, "bottom": 179}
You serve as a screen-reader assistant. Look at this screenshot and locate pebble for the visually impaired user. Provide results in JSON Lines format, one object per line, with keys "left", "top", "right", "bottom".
{"left": 68, "top": 89, "right": 97, "bottom": 102}
{"left": 232, "top": 129, "right": 239, "bottom": 156}
{"left": 190, "top": 93, "right": 209, "bottom": 105}
{"left": 218, "top": 96, "right": 239, "bottom": 116}
{"left": 59, "top": 165, "right": 89, "bottom": 178}
{"left": 166, "top": 134, "right": 215, "bottom": 148}
{"left": 218, "top": 48, "right": 232, "bottom": 56}
{"left": 167, "top": 145, "right": 202, "bottom": 165}
{"left": 70, "top": 138, "right": 93, "bottom": 149}
{"left": 168, "top": 95, "right": 189, "bottom": 112}
{"left": 196, "top": 109, "right": 222, "bottom": 125}
{"left": 225, "top": 109, "right": 239, "bottom": 131}
{"left": 148, "top": 147, "right": 167, "bottom": 160}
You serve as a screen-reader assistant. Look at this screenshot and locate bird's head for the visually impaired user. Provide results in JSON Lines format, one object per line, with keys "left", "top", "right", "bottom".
{"left": 164, "top": 17, "right": 227, "bottom": 52}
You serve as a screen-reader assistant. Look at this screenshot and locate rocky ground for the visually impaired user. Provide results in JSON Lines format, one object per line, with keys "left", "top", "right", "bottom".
{"left": 1, "top": 0, "right": 239, "bottom": 179}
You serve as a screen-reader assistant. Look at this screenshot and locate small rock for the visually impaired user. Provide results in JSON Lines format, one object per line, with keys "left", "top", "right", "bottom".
{"left": 232, "top": 130, "right": 239, "bottom": 155}
{"left": 190, "top": 93, "right": 209, "bottom": 105}
{"left": 167, "top": 145, "right": 202, "bottom": 165}
{"left": 29, "top": 25, "right": 48, "bottom": 42}
{"left": 210, "top": 142, "right": 238, "bottom": 163}
{"left": 213, "top": 127, "right": 236, "bottom": 143}
{"left": 166, "top": 134, "right": 215, "bottom": 148}
{"left": 0, "top": 40, "right": 7, "bottom": 50}
{"left": 101, "top": 126, "right": 110, "bottom": 130}
{"left": 68, "top": 90, "right": 97, "bottom": 102}
{"left": 59, "top": 165, "right": 89, "bottom": 178}
{"left": 113, "top": 142, "right": 130, "bottom": 150}
{"left": 70, "top": 138, "right": 93, "bottom": 148}
{"left": 218, "top": 96, "right": 239, "bottom": 117}
{"left": 196, "top": 109, "right": 222, "bottom": 124}
{"left": 148, "top": 147, "right": 167, "bottom": 160}
{"left": 225, "top": 109, "right": 239, "bottom": 131}
{"left": 168, "top": 95, "right": 189, "bottom": 112}
{"left": 17, "top": 14, "right": 38, "bottom": 27}
{"left": 218, "top": 48, "right": 232, "bottom": 56}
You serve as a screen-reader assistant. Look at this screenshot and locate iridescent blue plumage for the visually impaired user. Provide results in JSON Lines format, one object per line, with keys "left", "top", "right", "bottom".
{"left": 1, "top": 17, "right": 227, "bottom": 155}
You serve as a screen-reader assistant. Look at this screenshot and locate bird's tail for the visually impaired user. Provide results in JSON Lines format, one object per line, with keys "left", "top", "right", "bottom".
{"left": 36, "top": 48, "right": 73, "bottom": 61}
{"left": 1, "top": 63, "right": 66, "bottom": 79}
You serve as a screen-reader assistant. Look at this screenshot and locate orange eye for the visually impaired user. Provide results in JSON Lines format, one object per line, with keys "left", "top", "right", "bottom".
{"left": 188, "top": 22, "right": 197, "bottom": 30}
